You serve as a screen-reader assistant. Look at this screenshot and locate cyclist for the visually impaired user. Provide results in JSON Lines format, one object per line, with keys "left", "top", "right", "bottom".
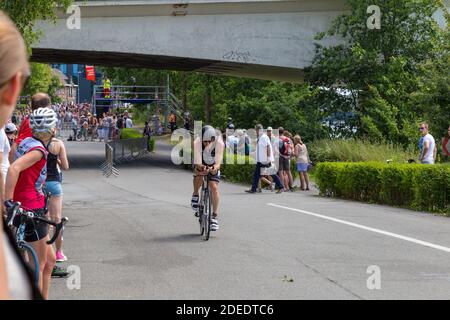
{"left": 191, "top": 125, "right": 224, "bottom": 231}
{"left": 10, "top": 93, "right": 51, "bottom": 163}
{"left": 5, "top": 107, "right": 58, "bottom": 299}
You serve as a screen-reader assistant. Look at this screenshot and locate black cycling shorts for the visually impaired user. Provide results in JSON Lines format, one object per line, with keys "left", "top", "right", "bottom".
{"left": 209, "top": 170, "right": 221, "bottom": 183}
{"left": 13, "top": 208, "right": 49, "bottom": 243}
{"left": 195, "top": 169, "right": 221, "bottom": 183}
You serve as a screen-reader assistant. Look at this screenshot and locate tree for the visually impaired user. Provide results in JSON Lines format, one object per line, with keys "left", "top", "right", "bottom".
{"left": 0, "top": 0, "right": 72, "bottom": 47}
{"left": 306, "top": 0, "right": 449, "bottom": 146}
{"left": 23, "top": 63, "right": 61, "bottom": 103}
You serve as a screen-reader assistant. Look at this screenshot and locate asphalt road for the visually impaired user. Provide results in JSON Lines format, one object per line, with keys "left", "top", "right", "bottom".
{"left": 49, "top": 139, "right": 450, "bottom": 300}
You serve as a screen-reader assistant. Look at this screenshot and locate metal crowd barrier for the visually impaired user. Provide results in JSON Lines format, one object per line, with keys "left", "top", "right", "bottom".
{"left": 107, "top": 137, "right": 150, "bottom": 164}
{"left": 100, "top": 143, "right": 119, "bottom": 178}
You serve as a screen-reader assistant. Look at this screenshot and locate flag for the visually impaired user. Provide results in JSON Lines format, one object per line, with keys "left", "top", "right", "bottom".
{"left": 85, "top": 65, "right": 96, "bottom": 82}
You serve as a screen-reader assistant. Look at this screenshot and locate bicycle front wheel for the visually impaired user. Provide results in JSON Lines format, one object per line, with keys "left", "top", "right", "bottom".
{"left": 202, "top": 189, "right": 212, "bottom": 241}
{"left": 19, "top": 243, "right": 39, "bottom": 288}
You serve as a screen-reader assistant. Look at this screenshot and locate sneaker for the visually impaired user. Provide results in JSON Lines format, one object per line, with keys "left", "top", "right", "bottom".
{"left": 245, "top": 189, "right": 256, "bottom": 194}
{"left": 211, "top": 215, "right": 219, "bottom": 231}
{"left": 55, "top": 251, "right": 67, "bottom": 262}
{"left": 191, "top": 194, "right": 199, "bottom": 212}
{"left": 52, "top": 265, "right": 69, "bottom": 278}
{"left": 256, "top": 188, "right": 262, "bottom": 193}
{"left": 276, "top": 188, "right": 283, "bottom": 194}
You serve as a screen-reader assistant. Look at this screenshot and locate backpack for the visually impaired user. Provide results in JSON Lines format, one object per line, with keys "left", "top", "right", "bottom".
{"left": 279, "top": 136, "right": 292, "bottom": 157}
{"left": 117, "top": 118, "right": 123, "bottom": 129}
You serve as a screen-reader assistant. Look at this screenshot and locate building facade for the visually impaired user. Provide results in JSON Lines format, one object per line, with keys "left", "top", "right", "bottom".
{"left": 51, "top": 63, "right": 103, "bottom": 103}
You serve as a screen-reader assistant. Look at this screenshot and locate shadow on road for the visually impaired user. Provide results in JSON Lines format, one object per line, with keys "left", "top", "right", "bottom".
{"left": 151, "top": 233, "right": 203, "bottom": 243}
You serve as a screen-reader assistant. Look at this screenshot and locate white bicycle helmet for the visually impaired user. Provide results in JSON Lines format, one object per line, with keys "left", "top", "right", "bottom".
{"left": 202, "top": 125, "right": 216, "bottom": 142}
{"left": 30, "top": 108, "right": 58, "bottom": 133}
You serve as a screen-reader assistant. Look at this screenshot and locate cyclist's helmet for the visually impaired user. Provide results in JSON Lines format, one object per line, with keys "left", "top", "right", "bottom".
{"left": 29, "top": 108, "right": 58, "bottom": 133}
{"left": 202, "top": 125, "right": 216, "bottom": 142}
{"left": 227, "top": 123, "right": 235, "bottom": 130}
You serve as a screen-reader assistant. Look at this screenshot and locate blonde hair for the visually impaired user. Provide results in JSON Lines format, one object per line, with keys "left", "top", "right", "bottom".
{"left": 0, "top": 11, "right": 29, "bottom": 90}
{"left": 293, "top": 135, "right": 303, "bottom": 145}
{"left": 419, "top": 122, "right": 429, "bottom": 129}
{"left": 33, "top": 131, "right": 53, "bottom": 142}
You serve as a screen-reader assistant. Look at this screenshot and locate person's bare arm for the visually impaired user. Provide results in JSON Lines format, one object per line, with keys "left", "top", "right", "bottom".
{"left": 193, "top": 137, "right": 204, "bottom": 172}
{"left": 212, "top": 137, "right": 225, "bottom": 173}
{"left": 294, "top": 144, "right": 300, "bottom": 158}
{"left": 8, "top": 142, "right": 16, "bottom": 164}
{"left": 433, "top": 144, "right": 437, "bottom": 160}
{"left": 421, "top": 140, "right": 430, "bottom": 161}
{"left": 5, "top": 150, "right": 43, "bottom": 201}
{"left": 57, "top": 140, "right": 69, "bottom": 170}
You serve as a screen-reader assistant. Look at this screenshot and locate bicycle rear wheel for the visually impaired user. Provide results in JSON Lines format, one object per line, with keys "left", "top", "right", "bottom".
{"left": 202, "top": 189, "right": 212, "bottom": 241}
{"left": 19, "top": 243, "right": 39, "bottom": 288}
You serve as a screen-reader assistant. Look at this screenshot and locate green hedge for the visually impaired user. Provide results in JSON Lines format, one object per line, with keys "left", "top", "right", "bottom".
{"left": 316, "top": 162, "right": 450, "bottom": 215}
{"left": 120, "top": 128, "right": 155, "bottom": 152}
{"left": 309, "top": 139, "right": 417, "bottom": 163}
{"left": 221, "top": 155, "right": 255, "bottom": 184}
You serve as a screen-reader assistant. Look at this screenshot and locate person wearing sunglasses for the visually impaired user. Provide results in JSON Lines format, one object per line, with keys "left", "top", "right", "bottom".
{"left": 418, "top": 122, "right": 437, "bottom": 164}
{"left": 0, "top": 10, "right": 42, "bottom": 300}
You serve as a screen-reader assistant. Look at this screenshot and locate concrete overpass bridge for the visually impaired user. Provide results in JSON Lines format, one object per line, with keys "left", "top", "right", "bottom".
{"left": 31, "top": 0, "right": 349, "bottom": 82}
{"left": 31, "top": 0, "right": 449, "bottom": 82}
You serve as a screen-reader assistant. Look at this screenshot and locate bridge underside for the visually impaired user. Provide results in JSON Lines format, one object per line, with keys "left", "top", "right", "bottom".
{"left": 31, "top": 48, "right": 304, "bottom": 82}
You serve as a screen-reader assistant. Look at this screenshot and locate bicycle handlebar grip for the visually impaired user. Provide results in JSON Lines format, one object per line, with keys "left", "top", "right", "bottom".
{"left": 4, "top": 201, "right": 21, "bottom": 227}
{"left": 46, "top": 217, "right": 68, "bottom": 245}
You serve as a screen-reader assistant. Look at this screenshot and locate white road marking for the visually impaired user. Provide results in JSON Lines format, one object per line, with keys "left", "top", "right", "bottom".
{"left": 267, "top": 203, "right": 450, "bottom": 253}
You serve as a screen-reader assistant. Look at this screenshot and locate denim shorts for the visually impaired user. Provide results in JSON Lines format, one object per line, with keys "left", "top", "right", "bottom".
{"left": 46, "top": 181, "right": 63, "bottom": 196}
{"left": 296, "top": 162, "right": 309, "bottom": 172}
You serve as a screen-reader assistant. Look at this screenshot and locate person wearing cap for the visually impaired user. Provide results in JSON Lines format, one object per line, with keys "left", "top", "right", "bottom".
{"left": 245, "top": 124, "right": 284, "bottom": 194}
{"left": 5, "top": 123, "right": 17, "bottom": 146}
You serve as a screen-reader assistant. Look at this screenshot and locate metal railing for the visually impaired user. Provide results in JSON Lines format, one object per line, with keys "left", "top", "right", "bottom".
{"left": 107, "top": 137, "right": 150, "bottom": 164}
{"left": 100, "top": 144, "right": 119, "bottom": 178}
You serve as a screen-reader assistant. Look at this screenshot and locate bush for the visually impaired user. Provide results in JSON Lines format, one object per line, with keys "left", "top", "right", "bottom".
{"left": 315, "top": 162, "right": 450, "bottom": 215}
{"left": 221, "top": 155, "right": 255, "bottom": 184}
{"left": 309, "top": 139, "right": 417, "bottom": 163}
{"left": 120, "top": 128, "right": 155, "bottom": 152}
{"left": 120, "top": 128, "right": 142, "bottom": 139}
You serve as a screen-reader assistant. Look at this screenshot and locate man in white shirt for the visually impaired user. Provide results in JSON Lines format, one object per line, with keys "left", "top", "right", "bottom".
{"left": 245, "top": 124, "right": 284, "bottom": 193}
{"left": 125, "top": 114, "right": 133, "bottom": 128}
{"left": 418, "top": 122, "right": 437, "bottom": 164}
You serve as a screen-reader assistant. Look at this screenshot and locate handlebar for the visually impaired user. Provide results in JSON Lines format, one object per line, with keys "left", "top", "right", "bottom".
{"left": 5, "top": 201, "right": 69, "bottom": 245}
{"left": 40, "top": 216, "right": 68, "bottom": 245}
